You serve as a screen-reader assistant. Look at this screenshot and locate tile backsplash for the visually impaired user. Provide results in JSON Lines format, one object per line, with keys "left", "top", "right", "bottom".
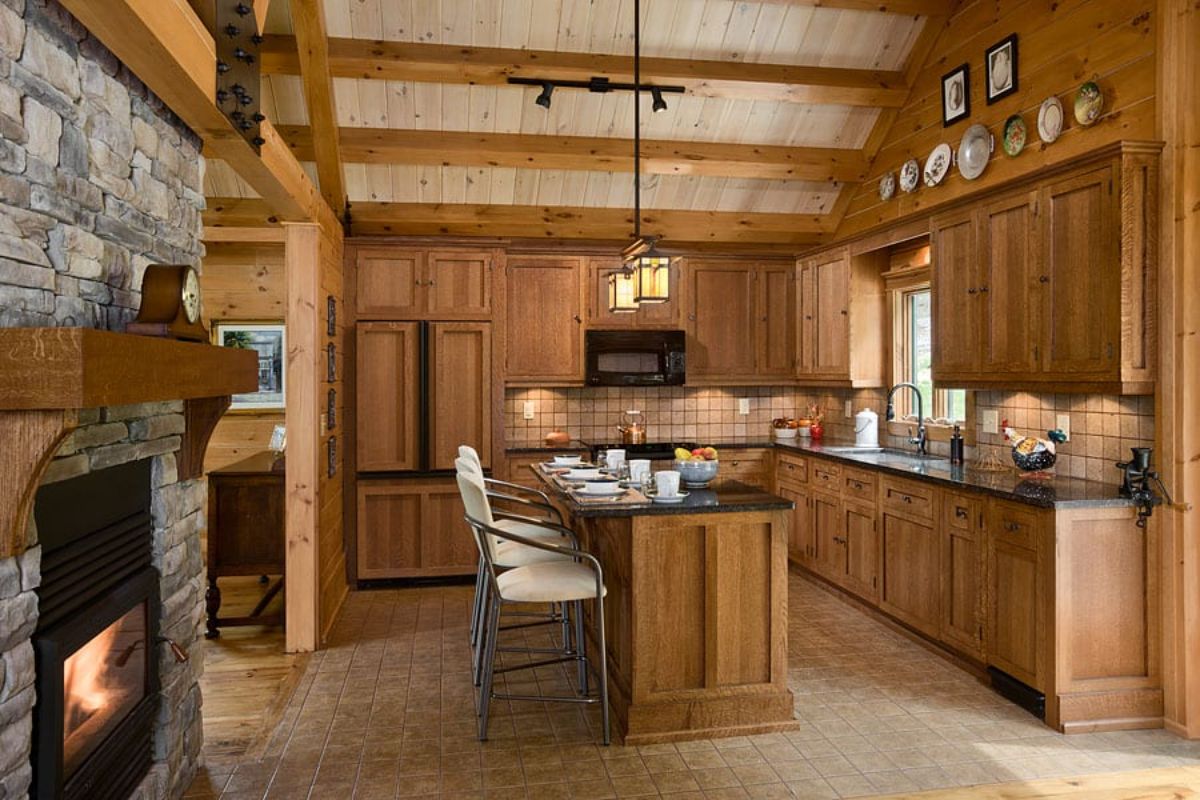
{"left": 505, "top": 386, "right": 1154, "bottom": 486}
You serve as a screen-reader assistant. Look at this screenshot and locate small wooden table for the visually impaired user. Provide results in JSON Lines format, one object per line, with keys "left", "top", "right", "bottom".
{"left": 206, "top": 452, "right": 286, "bottom": 638}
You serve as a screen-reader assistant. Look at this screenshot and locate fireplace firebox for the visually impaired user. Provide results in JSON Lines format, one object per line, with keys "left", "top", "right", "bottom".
{"left": 32, "top": 460, "right": 160, "bottom": 800}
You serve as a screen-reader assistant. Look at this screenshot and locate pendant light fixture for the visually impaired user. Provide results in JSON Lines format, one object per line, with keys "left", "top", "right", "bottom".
{"left": 608, "top": 0, "right": 674, "bottom": 312}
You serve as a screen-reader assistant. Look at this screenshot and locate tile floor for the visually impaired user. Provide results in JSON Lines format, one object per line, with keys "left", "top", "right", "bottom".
{"left": 185, "top": 574, "right": 1200, "bottom": 799}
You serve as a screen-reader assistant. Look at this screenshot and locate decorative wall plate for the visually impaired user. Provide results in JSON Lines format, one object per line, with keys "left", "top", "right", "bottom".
{"left": 899, "top": 158, "right": 921, "bottom": 193}
{"left": 957, "top": 124, "right": 993, "bottom": 181}
{"left": 879, "top": 172, "right": 896, "bottom": 201}
{"left": 923, "top": 143, "right": 952, "bottom": 187}
{"left": 1002, "top": 114, "right": 1027, "bottom": 157}
{"left": 1074, "top": 81, "right": 1103, "bottom": 126}
{"left": 1037, "top": 96, "right": 1064, "bottom": 143}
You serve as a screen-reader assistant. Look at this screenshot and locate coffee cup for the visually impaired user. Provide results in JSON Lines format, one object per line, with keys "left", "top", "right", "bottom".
{"left": 605, "top": 449, "right": 626, "bottom": 471}
{"left": 655, "top": 470, "right": 681, "bottom": 497}
{"left": 629, "top": 459, "right": 651, "bottom": 485}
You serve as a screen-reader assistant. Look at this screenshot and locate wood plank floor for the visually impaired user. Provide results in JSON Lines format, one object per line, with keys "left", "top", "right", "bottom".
{"left": 199, "top": 575, "right": 308, "bottom": 766}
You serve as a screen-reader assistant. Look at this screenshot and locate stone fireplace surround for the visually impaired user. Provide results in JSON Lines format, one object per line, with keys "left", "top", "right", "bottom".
{"left": 0, "top": 0, "right": 209, "bottom": 796}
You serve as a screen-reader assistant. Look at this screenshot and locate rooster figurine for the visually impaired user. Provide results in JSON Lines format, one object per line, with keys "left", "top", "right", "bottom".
{"left": 1003, "top": 419, "right": 1068, "bottom": 474}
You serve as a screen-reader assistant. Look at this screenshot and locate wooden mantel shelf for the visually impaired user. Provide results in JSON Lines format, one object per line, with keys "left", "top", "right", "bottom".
{"left": 0, "top": 328, "right": 258, "bottom": 559}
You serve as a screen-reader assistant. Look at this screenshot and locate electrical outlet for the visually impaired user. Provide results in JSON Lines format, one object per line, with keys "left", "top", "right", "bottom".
{"left": 982, "top": 409, "right": 1000, "bottom": 434}
{"left": 738, "top": 398, "right": 750, "bottom": 416}
{"left": 1056, "top": 414, "right": 1071, "bottom": 441}
{"left": 845, "top": 400, "right": 853, "bottom": 418}
{"left": 522, "top": 400, "right": 536, "bottom": 420}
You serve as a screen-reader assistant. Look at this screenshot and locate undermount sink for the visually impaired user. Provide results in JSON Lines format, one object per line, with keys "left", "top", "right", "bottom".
{"left": 820, "top": 445, "right": 946, "bottom": 463}
{"left": 820, "top": 446, "right": 885, "bottom": 454}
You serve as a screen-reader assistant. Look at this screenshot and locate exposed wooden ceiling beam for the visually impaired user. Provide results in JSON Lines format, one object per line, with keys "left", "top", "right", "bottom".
{"left": 277, "top": 125, "right": 868, "bottom": 183}
{"left": 205, "top": 198, "right": 832, "bottom": 245}
{"left": 290, "top": 0, "right": 346, "bottom": 219}
{"left": 260, "top": 37, "right": 910, "bottom": 108}
{"left": 59, "top": 0, "right": 334, "bottom": 228}
{"left": 761, "top": 0, "right": 955, "bottom": 14}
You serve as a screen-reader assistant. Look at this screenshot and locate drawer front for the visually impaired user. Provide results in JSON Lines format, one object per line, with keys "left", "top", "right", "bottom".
{"left": 775, "top": 452, "right": 809, "bottom": 485}
{"left": 880, "top": 477, "right": 935, "bottom": 521}
{"left": 842, "top": 467, "right": 877, "bottom": 504}
{"left": 722, "top": 449, "right": 770, "bottom": 486}
{"left": 989, "top": 501, "right": 1039, "bottom": 550}
{"left": 944, "top": 492, "right": 977, "bottom": 531}
{"left": 810, "top": 460, "right": 842, "bottom": 492}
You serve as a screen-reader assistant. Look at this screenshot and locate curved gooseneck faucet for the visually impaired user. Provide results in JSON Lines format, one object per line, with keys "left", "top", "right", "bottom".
{"left": 885, "top": 382, "right": 928, "bottom": 455}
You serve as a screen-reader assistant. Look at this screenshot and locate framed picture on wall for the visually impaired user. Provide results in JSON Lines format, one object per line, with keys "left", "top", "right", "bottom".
{"left": 985, "top": 34, "right": 1018, "bottom": 104}
{"left": 215, "top": 321, "right": 286, "bottom": 411}
{"left": 941, "top": 63, "right": 970, "bottom": 126}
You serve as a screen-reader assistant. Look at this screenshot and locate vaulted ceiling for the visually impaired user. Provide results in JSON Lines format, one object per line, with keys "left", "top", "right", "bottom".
{"left": 203, "top": 0, "right": 952, "bottom": 248}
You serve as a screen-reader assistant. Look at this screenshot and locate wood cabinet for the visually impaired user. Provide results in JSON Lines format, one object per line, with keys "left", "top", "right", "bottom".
{"left": 755, "top": 264, "right": 797, "bottom": 377}
{"left": 842, "top": 501, "right": 878, "bottom": 601}
{"left": 795, "top": 248, "right": 885, "bottom": 386}
{"left": 720, "top": 448, "right": 771, "bottom": 489}
{"left": 356, "top": 478, "right": 477, "bottom": 579}
{"left": 355, "top": 247, "right": 493, "bottom": 320}
{"left": 356, "top": 322, "right": 420, "bottom": 471}
{"left": 986, "top": 500, "right": 1044, "bottom": 690}
{"left": 931, "top": 145, "right": 1158, "bottom": 393}
{"left": 505, "top": 255, "right": 585, "bottom": 384}
{"left": 685, "top": 260, "right": 757, "bottom": 379}
{"left": 811, "top": 490, "right": 843, "bottom": 578}
{"left": 940, "top": 492, "right": 985, "bottom": 659}
{"left": 356, "top": 321, "right": 492, "bottom": 472}
{"left": 585, "top": 258, "right": 682, "bottom": 329}
{"left": 777, "top": 483, "right": 812, "bottom": 564}
{"left": 879, "top": 510, "right": 940, "bottom": 637}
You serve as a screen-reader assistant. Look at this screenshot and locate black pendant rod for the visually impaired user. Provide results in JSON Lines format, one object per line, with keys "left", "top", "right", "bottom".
{"left": 633, "top": 0, "right": 641, "bottom": 243}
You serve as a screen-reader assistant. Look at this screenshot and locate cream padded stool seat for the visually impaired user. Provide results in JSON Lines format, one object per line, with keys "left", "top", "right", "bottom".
{"left": 496, "top": 561, "right": 610, "bottom": 603}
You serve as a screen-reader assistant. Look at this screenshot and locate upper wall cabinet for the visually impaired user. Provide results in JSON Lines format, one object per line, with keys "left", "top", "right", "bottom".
{"left": 585, "top": 258, "right": 683, "bottom": 330}
{"left": 795, "top": 248, "right": 885, "bottom": 387}
{"left": 932, "top": 145, "right": 1158, "bottom": 394}
{"left": 686, "top": 260, "right": 794, "bottom": 383}
{"left": 505, "top": 255, "right": 585, "bottom": 385}
{"left": 355, "top": 247, "right": 494, "bottom": 320}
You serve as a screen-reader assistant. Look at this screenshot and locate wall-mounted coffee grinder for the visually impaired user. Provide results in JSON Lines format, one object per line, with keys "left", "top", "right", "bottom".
{"left": 1116, "top": 447, "right": 1173, "bottom": 528}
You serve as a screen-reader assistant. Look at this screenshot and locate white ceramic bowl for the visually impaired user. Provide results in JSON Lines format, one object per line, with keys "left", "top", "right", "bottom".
{"left": 773, "top": 427, "right": 798, "bottom": 439}
{"left": 565, "top": 468, "right": 602, "bottom": 480}
{"left": 581, "top": 480, "right": 623, "bottom": 495}
{"left": 552, "top": 454, "right": 583, "bottom": 466}
{"left": 675, "top": 459, "right": 719, "bottom": 488}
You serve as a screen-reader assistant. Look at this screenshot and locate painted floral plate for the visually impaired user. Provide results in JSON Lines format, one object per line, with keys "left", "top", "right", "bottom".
{"left": 923, "top": 143, "right": 952, "bottom": 187}
{"left": 1002, "top": 114, "right": 1027, "bottom": 157}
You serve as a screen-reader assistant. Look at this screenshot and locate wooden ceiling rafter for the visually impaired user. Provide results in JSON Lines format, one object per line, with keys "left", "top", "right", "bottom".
{"left": 260, "top": 36, "right": 911, "bottom": 108}
{"left": 276, "top": 125, "right": 869, "bottom": 183}
{"left": 204, "top": 197, "right": 834, "bottom": 246}
{"left": 59, "top": 0, "right": 335, "bottom": 229}
{"left": 290, "top": 0, "right": 346, "bottom": 220}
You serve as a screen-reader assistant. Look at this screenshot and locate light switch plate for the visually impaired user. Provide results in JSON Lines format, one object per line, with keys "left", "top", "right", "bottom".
{"left": 982, "top": 409, "right": 1000, "bottom": 434}
{"left": 523, "top": 400, "right": 536, "bottom": 420}
{"left": 845, "top": 400, "right": 853, "bottom": 418}
{"left": 738, "top": 398, "right": 750, "bottom": 416}
{"left": 1056, "top": 414, "right": 1071, "bottom": 441}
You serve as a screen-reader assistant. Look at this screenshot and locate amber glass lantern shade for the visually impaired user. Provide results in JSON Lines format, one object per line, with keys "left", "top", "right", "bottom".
{"left": 633, "top": 251, "right": 670, "bottom": 304}
{"left": 607, "top": 269, "right": 639, "bottom": 313}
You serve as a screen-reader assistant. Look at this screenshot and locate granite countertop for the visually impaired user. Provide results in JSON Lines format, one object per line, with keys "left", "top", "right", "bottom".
{"left": 774, "top": 439, "right": 1133, "bottom": 510}
{"left": 534, "top": 470, "right": 793, "bottom": 518}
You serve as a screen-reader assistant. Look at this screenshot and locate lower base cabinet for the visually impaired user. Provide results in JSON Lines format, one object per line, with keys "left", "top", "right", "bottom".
{"left": 878, "top": 510, "right": 941, "bottom": 638}
{"left": 985, "top": 501, "right": 1044, "bottom": 690}
{"left": 812, "top": 491, "right": 843, "bottom": 577}
{"left": 357, "top": 477, "right": 477, "bottom": 579}
{"left": 778, "top": 482, "right": 812, "bottom": 563}
{"left": 940, "top": 492, "right": 986, "bottom": 660}
{"left": 842, "top": 501, "right": 879, "bottom": 602}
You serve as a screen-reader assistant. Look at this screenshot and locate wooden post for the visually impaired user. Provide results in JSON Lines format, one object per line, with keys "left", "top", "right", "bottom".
{"left": 1157, "top": 0, "right": 1200, "bottom": 739}
{"left": 284, "top": 222, "right": 320, "bottom": 653}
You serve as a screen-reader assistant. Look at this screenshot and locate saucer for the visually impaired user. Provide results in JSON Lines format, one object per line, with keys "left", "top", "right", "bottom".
{"left": 650, "top": 492, "right": 690, "bottom": 504}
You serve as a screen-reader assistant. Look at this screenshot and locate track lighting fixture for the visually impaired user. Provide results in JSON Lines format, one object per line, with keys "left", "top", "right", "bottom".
{"left": 651, "top": 87, "right": 668, "bottom": 113}
{"left": 535, "top": 82, "right": 553, "bottom": 109}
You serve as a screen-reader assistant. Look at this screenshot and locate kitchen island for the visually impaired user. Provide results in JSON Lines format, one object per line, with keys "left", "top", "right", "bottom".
{"left": 533, "top": 469, "right": 798, "bottom": 744}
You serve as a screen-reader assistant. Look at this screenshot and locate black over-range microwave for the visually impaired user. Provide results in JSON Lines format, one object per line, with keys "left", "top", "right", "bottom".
{"left": 585, "top": 330, "right": 686, "bottom": 386}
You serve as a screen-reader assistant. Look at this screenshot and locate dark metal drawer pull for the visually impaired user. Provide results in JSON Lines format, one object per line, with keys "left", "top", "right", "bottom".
{"left": 955, "top": 507, "right": 968, "bottom": 519}
{"left": 1005, "top": 521, "right": 1021, "bottom": 532}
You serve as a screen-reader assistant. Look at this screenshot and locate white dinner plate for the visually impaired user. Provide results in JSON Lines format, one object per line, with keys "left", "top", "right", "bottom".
{"left": 577, "top": 483, "right": 625, "bottom": 497}
{"left": 1037, "top": 96, "right": 1063, "bottom": 143}
{"left": 564, "top": 468, "right": 603, "bottom": 480}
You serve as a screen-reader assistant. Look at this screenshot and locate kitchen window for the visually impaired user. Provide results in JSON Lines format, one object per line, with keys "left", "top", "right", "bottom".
{"left": 886, "top": 245, "right": 972, "bottom": 438}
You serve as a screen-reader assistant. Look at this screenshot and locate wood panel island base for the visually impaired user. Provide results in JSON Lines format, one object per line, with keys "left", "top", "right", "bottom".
{"left": 537, "top": 473, "right": 798, "bottom": 745}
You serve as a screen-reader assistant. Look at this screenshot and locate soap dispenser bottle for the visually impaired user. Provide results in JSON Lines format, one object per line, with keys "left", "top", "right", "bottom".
{"left": 949, "top": 425, "right": 965, "bottom": 465}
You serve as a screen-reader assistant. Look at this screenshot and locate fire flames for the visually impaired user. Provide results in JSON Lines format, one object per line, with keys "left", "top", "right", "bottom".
{"left": 63, "top": 624, "right": 119, "bottom": 734}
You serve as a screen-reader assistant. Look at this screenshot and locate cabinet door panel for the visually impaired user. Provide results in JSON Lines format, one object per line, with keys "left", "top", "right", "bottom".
{"left": 813, "top": 256, "right": 850, "bottom": 376}
{"left": 778, "top": 484, "right": 811, "bottom": 563}
{"left": 879, "top": 512, "right": 940, "bottom": 636}
{"left": 812, "top": 492, "right": 844, "bottom": 578}
{"left": 357, "top": 484, "right": 422, "bottom": 578}
{"left": 798, "top": 262, "right": 815, "bottom": 374}
{"left": 931, "top": 210, "right": 980, "bottom": 376}
{"left": 941, "top": 494, "right": 984, "bottom": 658}
{"left": 428, "top": 323, "right": 492, "bottom": 470}
{"left": 426, "top": 251, "right": 492, "bottom": 319}
{"left": 687, "top": 263, "right": 756, "bottom": 376}
{"left": 756, "top": 266, "right": 796, "bottom": 376}
{"left": 421, "top": 485, "right": 478, "bottom": 573}
{"left": 1041, "top": 167, "right": 1120, "bottom": 376}
{"left": 506, "top": 257, "right": 584, "bottom": 382}
{"left": 356, "top": 249, "right": 424, "bottom": 318}
{"left": 356, "top": 322, "right": 421, "bottom": 471}
{"left": 988, "top": 539, "right": 1039, "bottom": 687}
{"left": 979, "top": 192, "right": 1039, "bottom": 373}
{"left": 843, "top": 502, "right": 878, "bottom": 601}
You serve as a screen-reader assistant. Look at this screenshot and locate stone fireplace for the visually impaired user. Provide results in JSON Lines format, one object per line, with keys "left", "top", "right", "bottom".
{"left": 0, "top": 1, "right": 228, "bottom": 798}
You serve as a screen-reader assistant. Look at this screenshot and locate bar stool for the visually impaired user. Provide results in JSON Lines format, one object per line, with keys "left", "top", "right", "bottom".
{"left": 456, "top": 466, "right": 611, "bottom": 744}
{"left": 454, "top": 456, "right": 577, "bottom": 686}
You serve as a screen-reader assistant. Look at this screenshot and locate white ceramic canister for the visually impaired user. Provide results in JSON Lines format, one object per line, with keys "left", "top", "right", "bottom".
{"left": 855, "top": 409, "right": 880, "bottom": 448}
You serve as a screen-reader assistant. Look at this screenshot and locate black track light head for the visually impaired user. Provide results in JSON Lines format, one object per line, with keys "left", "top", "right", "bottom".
{"left": 535, "top": 82, "right": 554, "bottom": 109}
{"left": 651, "top": 87, "right": 668, "bottom": 113}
